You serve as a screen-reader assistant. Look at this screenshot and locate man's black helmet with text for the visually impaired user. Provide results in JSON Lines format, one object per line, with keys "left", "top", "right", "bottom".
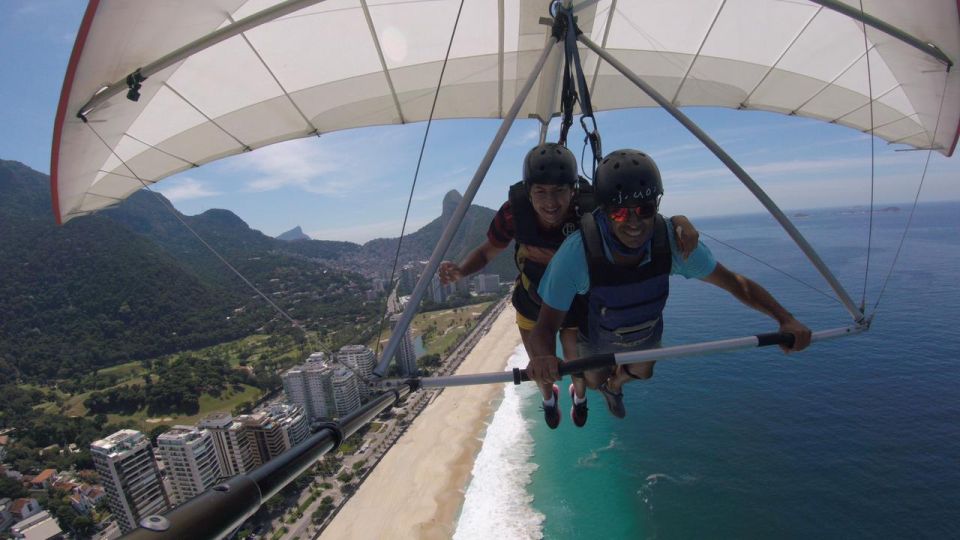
{"left": 594, "top": 149, "right": 663, "bottom": 208}
{"left": 522, "top": 143, "right": 578, "bottom": 186}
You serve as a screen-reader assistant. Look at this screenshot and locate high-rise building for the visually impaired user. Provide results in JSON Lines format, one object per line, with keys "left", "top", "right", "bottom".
{"left": 283, "top": 362, "right": 336, "bottom": 420}
{"left": 283, "top": 355, "right": 364, "bottom": 418}
{"left": 454, "top": 276, "right": 471, "bottom": 296}
{"left": 156, "top": 426, "right": 221, "bottom": 505}
{"left": 338, "top": 345, "right": 376, "bottom": 400}
{"left": 91, "top": 430, "right": 170, "bottom": 534}
{"left": 238, "top": 404, "right": 309, "bottom": 466}
{"left": 429, "top": 274, "right": 448, "bottom": 303}
{"left": 399, "top": 263, "right": 420, "bottom": 293}
{"left": 198, "top": 413, "right": 256, "bottom": 479}
{"left": 477, "top": 273, "right": 501, "bottom": 294}
{"left": 331, "top": 368, "right": 361, "bottom": 416}
{"left": 270, "top": 403, "right": 310, "bottom": 448}
{"left": 391, "top": 315, "right": 418, "bottom": 377}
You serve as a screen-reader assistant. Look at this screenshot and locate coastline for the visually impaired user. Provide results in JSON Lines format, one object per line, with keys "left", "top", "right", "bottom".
{"left": 320, "top": 303, "right": 522, "bottom": 539}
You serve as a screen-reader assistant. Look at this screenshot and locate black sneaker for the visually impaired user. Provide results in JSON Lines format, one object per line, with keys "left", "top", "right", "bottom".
{"left": 569, "top": 384, "right": 588, "bottom": 427}
{"left": 542, "top": 384, "right": 560, "bottom": 429}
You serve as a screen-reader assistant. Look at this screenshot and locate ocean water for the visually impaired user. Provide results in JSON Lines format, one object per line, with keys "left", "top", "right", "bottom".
{"left": 454, "top": 201, "right": 960, "bottom": 539}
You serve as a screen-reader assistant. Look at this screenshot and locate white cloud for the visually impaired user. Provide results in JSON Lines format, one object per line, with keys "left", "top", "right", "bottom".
{"left": 233, "top": 138, "right": 346, "bottom": 193}
{"left": 157, "top": 177, "right": 221, "bottom": 202}
{"left": 650, "top": 143, "right": 703, "bottom": 159}
{"left": 232, "top": 128, "right": 422, "bottom": 196}
{"left": 665, "top": 153, "right": 916, "bottom": 186}
{"left": 508, "top": 125, "right": 541, "bottom": 148}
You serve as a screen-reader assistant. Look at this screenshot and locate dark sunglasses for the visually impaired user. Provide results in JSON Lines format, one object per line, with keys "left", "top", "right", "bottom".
{"left": 606, "top": 204, "right": 658, "bottom": 222}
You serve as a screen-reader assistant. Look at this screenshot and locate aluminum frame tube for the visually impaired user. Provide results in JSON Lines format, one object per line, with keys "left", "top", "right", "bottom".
{"left": 612, "top": 325, "right": 863, "bottom": 365}
{"left": 79, "top": 0, "right": 329, "bottom": 117}
{"left": 579, "top": 33, "right": 866, "bottom": 323}
{"left": 374, "top": 36, "right": 561, "bottom": 377}
{"left": 375, "top": 325, "right": 865, "bottom": 390}
{"left": 808, "top": 0, "right": 952, "bottom": 68}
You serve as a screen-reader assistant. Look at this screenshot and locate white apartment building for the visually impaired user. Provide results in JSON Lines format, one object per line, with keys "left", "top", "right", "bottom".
{"left": 429, "top": 274, "right": 449, "bottom": 303}
{"left": 91, "top": 430, "right": 170, "bottom": 534}
{"left": 283, "top": 355, "right": 364, "bottom": 419}
{"left": 477, "top": 273, "right": 501, "bottom": 294}
{"left": 198, "top": 412, "right": 256, "bottom": 479}
{"left": 338, "top": 345, "right": 375, "bottom": 400}
{"left": 331, "top": 368, "right": 361, "bottom": 417}
{"left": 270, "top": 403, "right": 310, "bottom": 448}
{"left": 238, "top": 404, "right": 309, "bottom": 466}
{"left": 283, "top": 362, "right": 337, "bottom": 420}
{"left": 392, "top": 316, "right": 418, "bottom": 377}
{"left": 156, "top": 426, "right": 221, "bottom": 505}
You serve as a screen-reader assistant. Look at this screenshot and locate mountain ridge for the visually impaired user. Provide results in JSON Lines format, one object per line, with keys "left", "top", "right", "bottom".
{"left": 1, "top": 159, "right": 517, "bottom": 381}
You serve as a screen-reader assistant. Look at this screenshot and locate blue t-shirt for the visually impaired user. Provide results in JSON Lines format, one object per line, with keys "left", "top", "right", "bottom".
{"left": 538, "top": 217, "right": 717, "bottom": 311}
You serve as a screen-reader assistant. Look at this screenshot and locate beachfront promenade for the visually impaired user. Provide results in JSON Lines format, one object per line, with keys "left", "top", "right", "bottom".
{"left": 271, "top": 296, "right": 515, "bottom": 539}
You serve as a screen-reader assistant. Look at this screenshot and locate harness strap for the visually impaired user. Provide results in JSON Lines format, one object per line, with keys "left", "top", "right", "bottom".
{"left": 580, "top": 212, "right": 606, "bottom": 269}
{"left": 555, "top": 7, "right": 602, "bottom": 176}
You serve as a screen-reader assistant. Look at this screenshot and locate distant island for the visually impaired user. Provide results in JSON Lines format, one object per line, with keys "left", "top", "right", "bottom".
{"left": 839, "top": 206, "right": 901, "bottom": 215}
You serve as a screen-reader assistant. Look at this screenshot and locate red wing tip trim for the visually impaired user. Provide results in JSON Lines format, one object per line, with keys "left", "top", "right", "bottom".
{"left": 51, "top": 0, "right": 101, "bottom": 226}
{"left": 952, "top": 0, "right": 960, "bottom": 158}
{"left": 950, "top": 108, "right": 959, "bottom": 157}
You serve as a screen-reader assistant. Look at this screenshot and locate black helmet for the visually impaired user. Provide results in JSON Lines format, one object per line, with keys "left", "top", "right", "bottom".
{"left": 594, "top": 149, "right": 663, "bottom": 207}
{"left": 522, "top": 143, "right": 578, "bottom": 186}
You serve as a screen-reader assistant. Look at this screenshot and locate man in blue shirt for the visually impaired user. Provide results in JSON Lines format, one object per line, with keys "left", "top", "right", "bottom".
{"left": 528, "top": 149, "right": 812, "bottom": 419}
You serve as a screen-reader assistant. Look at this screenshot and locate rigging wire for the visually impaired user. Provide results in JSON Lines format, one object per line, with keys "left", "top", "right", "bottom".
{"left": 869, "top": 73, "right": 950, "bottom": 317}
{"left": 859, "top": 0, "right": 877, "bottom": 312}
{"left": 373, "top": 0, "right": 466, "bottom": 362}
{"left": 700, "top": 231, "right": 842, "bottom": 307}
{"left": 82, "top": 121, "right": 328, "bottom": 357}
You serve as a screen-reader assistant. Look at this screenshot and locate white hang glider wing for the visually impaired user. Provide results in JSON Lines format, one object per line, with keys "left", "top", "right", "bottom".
{"left": 52, "top": 0, "right": 958, "bottom": 224}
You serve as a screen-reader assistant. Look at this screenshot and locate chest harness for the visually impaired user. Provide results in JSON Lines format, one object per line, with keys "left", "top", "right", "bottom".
{"left": 579, "top": 212, "right": 672, "bottom": 352}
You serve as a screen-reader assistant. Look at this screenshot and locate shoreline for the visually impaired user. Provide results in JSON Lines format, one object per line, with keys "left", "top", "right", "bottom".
{"left": 320, "top": 303, "right": 521, "bottom": 539}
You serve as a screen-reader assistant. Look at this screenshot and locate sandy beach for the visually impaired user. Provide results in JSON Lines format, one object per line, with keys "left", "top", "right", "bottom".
{"left": 321, "top": 304, "right": 521, "bottom": 539}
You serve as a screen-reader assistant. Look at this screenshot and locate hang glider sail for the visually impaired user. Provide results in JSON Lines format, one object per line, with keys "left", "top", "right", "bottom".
{"left": 52, "top": 0, "right": 958, "bottom": 225}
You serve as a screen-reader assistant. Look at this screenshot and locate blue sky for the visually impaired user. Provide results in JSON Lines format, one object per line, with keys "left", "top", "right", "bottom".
{"left": 3, "top": 1, "right": 958, "bottom": 244}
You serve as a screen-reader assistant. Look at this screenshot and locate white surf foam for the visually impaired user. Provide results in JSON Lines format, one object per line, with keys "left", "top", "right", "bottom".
{"left": 453, "top": 345, "right": 544, "bottom": 540}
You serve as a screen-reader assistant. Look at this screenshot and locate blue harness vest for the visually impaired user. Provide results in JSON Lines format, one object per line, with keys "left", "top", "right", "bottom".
{"left": 579, "top": 212, "right": 671, "bottom": 352}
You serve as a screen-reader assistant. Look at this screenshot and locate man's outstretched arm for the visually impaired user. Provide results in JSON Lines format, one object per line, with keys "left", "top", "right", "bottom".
{"left": 439, "top": 240, "right": 504, "bottom": 285}
{"left": 527, "top": 305, "right": 567, "bottom": 384}
{"left": 701, "top": 263, "right": 812, "bottom": 353}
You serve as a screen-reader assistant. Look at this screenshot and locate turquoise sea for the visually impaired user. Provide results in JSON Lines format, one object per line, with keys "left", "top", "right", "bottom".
{"left": 454, "top": 201, "right": 960, "bottom": 539}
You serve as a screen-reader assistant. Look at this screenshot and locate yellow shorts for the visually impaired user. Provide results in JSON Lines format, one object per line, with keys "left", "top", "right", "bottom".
{"left": 516, "top": 311, "right": 537, "bottom": 331}
{"left": 515, "top": 311, "right": 582, "bottom": 332}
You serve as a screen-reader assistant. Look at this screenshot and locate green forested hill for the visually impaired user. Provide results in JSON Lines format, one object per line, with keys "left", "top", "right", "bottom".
{"left": 0, "top": 160, "right": 375, "bottom": 381}
{"left": 0, "top": 160, "right": 258, "bottom": 380}
{"left": 1, "top": 159, "right": 514, "bottom": 382}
